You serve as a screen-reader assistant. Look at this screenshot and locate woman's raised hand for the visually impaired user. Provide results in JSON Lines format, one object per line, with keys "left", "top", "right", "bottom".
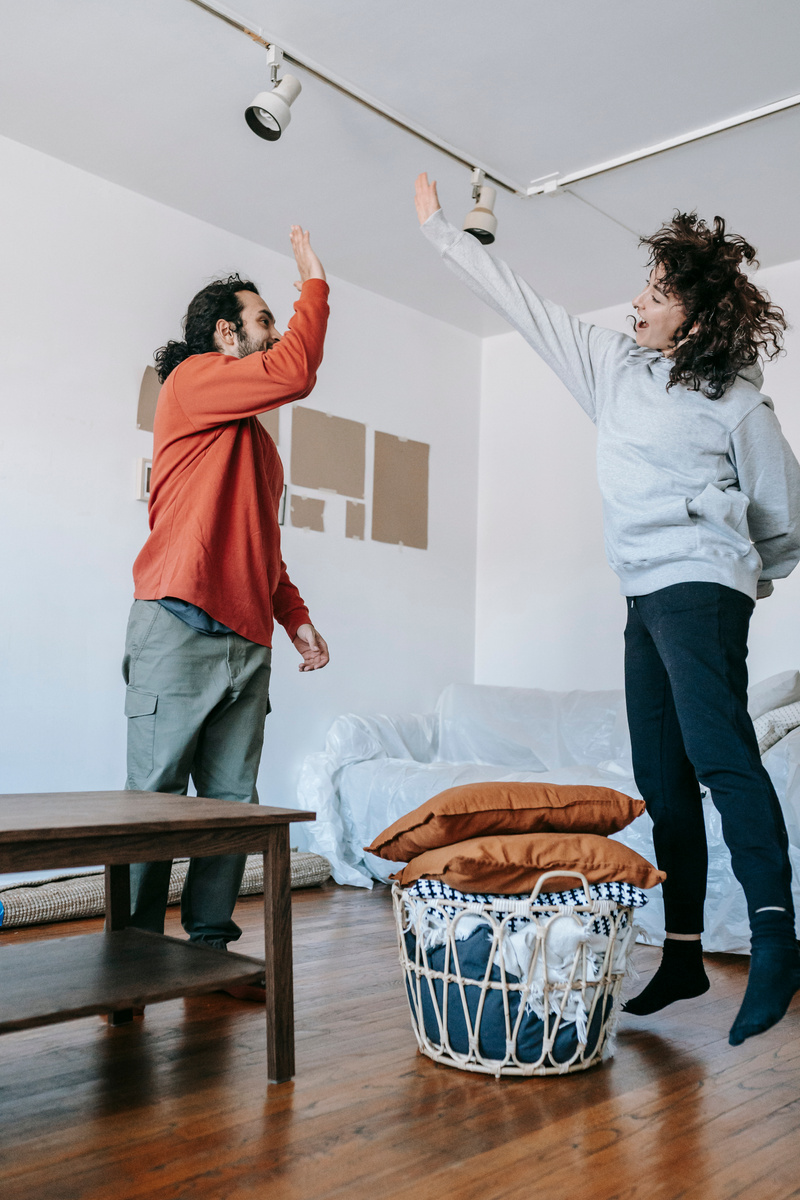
{"left": 414, "top": 172, "right": 442, "bottom": 226}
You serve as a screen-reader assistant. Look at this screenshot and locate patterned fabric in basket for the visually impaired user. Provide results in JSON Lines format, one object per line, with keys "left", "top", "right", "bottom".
{"left": 406, "top": 877, "right": 648, "bottom": 936}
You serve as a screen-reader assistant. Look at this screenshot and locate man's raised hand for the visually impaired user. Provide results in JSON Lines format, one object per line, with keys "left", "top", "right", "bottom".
{"left": 293, "top": 623, "right": 330, "bottom": 672}
{"left": 290, "top": 226, "right": 326, "bottom": 292}
{"left": 414, "top": 173, "right": 442, "bottom": 226}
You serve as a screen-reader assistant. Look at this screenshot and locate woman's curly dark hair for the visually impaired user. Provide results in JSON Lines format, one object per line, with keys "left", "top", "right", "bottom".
{"left": 154, "top": 274, "right": 260, "bottom": 382}
{"left": 639, "top": 212, "right": 787, "bottom": 399}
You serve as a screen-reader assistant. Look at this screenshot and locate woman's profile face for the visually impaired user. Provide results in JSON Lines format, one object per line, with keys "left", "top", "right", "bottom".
{"left": 632, "top": 267, "right": 689, "bottom": 355}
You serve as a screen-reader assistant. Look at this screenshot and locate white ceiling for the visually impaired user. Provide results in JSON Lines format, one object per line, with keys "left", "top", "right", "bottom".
{"left": 1, "top": 0, "right": 799, "bottom": 334}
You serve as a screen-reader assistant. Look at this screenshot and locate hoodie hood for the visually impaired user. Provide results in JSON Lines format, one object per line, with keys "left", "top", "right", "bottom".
{"left": 626, "top": 346, "right": 764, "bottom": 391}
{"left": 737, "top": 360, "right": 764, "bottom": 389}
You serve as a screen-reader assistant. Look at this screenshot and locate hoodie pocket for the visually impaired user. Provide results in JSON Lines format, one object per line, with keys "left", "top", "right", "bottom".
{"left": 687, "top": 483, "right": 751, "bottom": 558}
{"left": 611, "top": 496, "right": 699, "bottom": 568}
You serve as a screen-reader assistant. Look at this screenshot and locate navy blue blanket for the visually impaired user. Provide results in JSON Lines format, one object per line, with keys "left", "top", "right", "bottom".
{"left": 405, "top": 928, "right": 609, "bottom": 1065}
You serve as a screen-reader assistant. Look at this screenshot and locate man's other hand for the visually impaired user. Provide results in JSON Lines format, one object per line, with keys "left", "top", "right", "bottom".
{"left": 290, "top": 227, "right": 326, "bottom": 292}
{"left": 414, "top": 173, "right": 442, "bottom": 225}
{"left": 293, "top": 623, "right": 330, "bottom": 671}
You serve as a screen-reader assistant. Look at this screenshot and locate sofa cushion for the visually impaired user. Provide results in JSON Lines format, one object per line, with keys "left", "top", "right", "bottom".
{"left": 391, "top": 831, "right": 665, "bottom": 893}
{"left": 747, "top": 670, "right": 800, "bottom": 721}
{"left": 752, "top": 702, "right": 800, "bottom": 755}
{"left": 366, "top": 781, "right": 644, "bottom": 862}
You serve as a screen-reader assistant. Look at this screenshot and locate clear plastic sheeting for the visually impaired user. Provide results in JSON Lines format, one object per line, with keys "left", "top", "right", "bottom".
{"left": 294, "top": 712, "right": 438, "bottom": 887}
{"left": 437, "top": 682, "right": 631, "bottom": 770}
{"left": 295, "top": 679, "right": 800, "bottom": 952}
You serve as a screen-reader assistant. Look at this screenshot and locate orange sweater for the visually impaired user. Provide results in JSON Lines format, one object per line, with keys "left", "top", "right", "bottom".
{"left": 133, "top": 278, "right": 330, "bottom": 646}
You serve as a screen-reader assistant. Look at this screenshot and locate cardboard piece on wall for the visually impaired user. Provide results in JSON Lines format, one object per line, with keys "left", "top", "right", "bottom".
{"left": 257, "top": 408, "right": 279, "bottom": 442}
{"left": 137, "top": 366, "right": 161, "bottom": 432}
{"left": 290, "top": 494, "right": 325, "bottom": 532}
{"left": 291, "top": 406, "right": 365, "bottom": 498}
{"left": 371, "top": 433, "right": 429, "bottom": 550}
{"left": 345, "top": 501, "right": 365, "bottom": 540}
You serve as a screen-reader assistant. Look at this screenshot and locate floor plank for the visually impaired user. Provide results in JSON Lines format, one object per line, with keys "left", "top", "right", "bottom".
{"left": 1, "top": 883, "right": 799, "bottom": 1200}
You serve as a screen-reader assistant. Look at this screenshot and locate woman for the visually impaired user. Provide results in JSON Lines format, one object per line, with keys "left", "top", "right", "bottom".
{"left": 414, "top": 172, "right": 800, "bottom": 1046}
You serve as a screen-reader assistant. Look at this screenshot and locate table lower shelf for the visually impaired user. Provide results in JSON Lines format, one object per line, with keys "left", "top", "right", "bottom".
{"left": 0, "top": 928, "right": 265, "bottom": 1033}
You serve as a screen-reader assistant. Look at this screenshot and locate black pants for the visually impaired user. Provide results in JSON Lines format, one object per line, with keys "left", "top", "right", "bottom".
{"left": 624, "top": 582, "right": 794, "bottom": 934}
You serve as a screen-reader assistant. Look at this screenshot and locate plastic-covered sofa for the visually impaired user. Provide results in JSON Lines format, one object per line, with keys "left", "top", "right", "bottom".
{"left": 295, "top": 675, "right": 800, "bottom": 953}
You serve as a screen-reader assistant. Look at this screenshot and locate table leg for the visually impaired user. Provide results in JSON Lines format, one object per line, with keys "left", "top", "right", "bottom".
{"left": 104, "top": 864, "right": 134, "bottom": 1026}
{"left": 104, "top": 864, "right": 131, "bottom": 931}
{"left": 263, "top": 826, "right": 294, "bottom": 1083}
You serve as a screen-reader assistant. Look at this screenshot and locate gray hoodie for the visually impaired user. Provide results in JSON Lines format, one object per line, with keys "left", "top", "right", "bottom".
{"left": 423, "top": 209, "right": 800, "bottom": 601}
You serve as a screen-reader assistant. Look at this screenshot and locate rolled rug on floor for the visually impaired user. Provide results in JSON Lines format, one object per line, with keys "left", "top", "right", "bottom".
{"left": 0, "top": 851, "right": 332, "bottom": 929}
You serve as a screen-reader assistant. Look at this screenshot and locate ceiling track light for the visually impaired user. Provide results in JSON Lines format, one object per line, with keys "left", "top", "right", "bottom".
{"left": 463, "top": 168, "right": 497, "bottom": 244}
{"left": 185, "top": 0, "right": 514, "bottom": 187}
{"left": 245, "top": 46, "right": 302, "bottom": 140}
{"left": 186, "top": 1, "right": 800, "bottom": 200}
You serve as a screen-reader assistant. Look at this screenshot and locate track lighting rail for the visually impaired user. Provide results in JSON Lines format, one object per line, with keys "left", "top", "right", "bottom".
{"left": 186, "top": 0, "right": 800, "bottom": 201}
{"left": 527, "top": 92, "right": 800, "bottom": 195}
{"left": 185, "top": 0, "right": 521, "bottom": 194}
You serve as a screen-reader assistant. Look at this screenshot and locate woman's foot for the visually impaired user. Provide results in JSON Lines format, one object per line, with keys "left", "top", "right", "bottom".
{"left": 729, "top": 910, "right": 800, "bottom": 1046}
{"left": 624, "top": 936, "right": 710, "bottom": 1015}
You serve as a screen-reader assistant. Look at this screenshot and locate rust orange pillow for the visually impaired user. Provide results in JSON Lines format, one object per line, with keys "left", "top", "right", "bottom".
{"left": 366, "top": 782, "right": 644, "bottom": 862}
{"left": 390, "top": 832, "right": 664, "bottom": 893}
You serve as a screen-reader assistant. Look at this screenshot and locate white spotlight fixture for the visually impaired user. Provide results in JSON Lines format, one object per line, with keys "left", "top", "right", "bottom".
{"left": 245, "top": 46, "right": 302, "bottom": 141}
{"left": 463, "top": 168, "right": 497, "bottom": 244}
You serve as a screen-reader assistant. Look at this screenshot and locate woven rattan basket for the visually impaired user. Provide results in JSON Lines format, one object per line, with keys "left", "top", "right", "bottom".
{"left": 394, "top": 870, "right": 636, "bottom": 1078}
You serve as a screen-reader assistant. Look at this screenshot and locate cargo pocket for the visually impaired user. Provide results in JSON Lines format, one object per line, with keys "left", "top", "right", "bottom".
{"left": 125, "top": 687, "right": 158, "bottom": 781}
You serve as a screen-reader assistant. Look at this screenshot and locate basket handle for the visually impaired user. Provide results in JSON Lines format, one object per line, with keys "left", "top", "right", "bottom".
{"left": 528, "top": 869, "right": 592, "bottom": 906}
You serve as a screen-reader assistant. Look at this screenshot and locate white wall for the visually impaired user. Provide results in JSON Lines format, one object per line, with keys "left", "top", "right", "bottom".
{"left": 0, "top": 136, "right": 480, "bottom": 872}
{"left": 476, "top": 259, "right": 800, "bottom": 691}
{"left": 6, "top": 128, "right": 800, "bottom": 892}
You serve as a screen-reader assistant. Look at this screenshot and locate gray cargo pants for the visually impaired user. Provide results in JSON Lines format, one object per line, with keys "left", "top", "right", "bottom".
{"left": 122, "top": 600, "right": 272, "bottom": 947}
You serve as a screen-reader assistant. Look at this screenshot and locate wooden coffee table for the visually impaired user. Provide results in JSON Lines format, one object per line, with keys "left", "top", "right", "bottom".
{"left": 0, "top": 791, "right": 315, "bottom": 1084}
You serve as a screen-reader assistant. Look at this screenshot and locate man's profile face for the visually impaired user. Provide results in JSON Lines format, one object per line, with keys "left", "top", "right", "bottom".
{"left": 233, "top": 290, "right": 281, "bottom": 357}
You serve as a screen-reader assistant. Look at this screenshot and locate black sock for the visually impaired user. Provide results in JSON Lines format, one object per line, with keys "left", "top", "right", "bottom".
{"left": 623, "top": 937, "right": 710, "bottom": 1016}
{"left": 729, "top": 910, "right": 800, "bottom": 1047}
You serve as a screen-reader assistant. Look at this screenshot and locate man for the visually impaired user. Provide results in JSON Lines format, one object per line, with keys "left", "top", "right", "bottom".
{"left": 414, "top": 173, "right": 800, "bottom": 1045}
{"left": 123, "top": 226, "right": 329, "bottom": 996}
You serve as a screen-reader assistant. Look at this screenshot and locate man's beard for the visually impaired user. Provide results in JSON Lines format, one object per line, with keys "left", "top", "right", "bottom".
{"left": 236, "top": 332, "right": 276, "bottom": 357}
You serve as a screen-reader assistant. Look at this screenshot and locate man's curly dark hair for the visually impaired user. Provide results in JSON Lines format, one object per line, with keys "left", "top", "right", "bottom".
{"left": 154, "top": 274, "right": 260, "bottom": 383}
{"left": 639, "top": 212, "right": 787, "bottom": 399}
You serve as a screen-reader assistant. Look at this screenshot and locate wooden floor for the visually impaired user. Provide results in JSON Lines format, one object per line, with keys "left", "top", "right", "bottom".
{"left": 1, "top": 884, "right": 799, "bottom": 1200}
